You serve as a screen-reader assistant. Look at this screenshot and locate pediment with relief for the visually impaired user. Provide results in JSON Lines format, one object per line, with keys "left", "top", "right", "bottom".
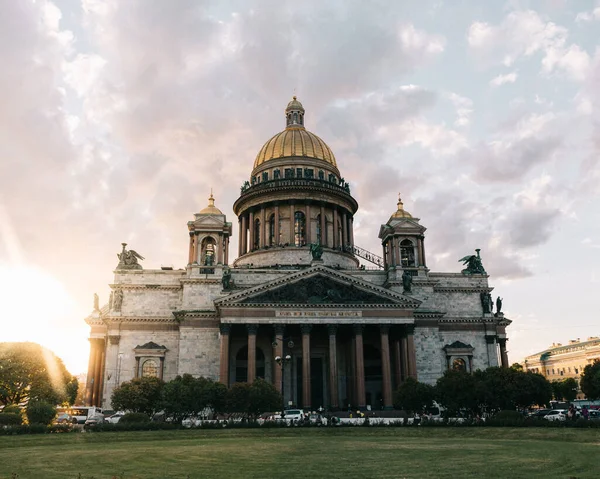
{"left": 216, "top": 265, "right": 420, "bottom": 309}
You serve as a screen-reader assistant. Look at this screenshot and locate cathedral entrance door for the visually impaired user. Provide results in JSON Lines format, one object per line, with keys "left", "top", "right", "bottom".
{"left": 310, "top": 357, "right": 324, "bottom": 411}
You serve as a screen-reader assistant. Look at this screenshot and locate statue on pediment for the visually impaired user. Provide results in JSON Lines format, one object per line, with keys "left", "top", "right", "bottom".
{"left": 93, "top": 293, "right": 99, "bottom": 311}
{"left": 402, "top": 270, "right": 412, "bottom": 293}
{"left": 113, "top": 289, "right": 123, "bottom": 312}
{"left": 495, "top": 297, "right": 503, "bottom": 316}
{"left": 309, "top": 243, "right": 323, "bottom": 260}
{"left": 480, "top": 292, "right": 492, "bottom": 314}
{"left": 117, "top": 243, "right": 145, "bottom": 270}
{"left": 222, "top": 268, "right": 233, "bottom": 290}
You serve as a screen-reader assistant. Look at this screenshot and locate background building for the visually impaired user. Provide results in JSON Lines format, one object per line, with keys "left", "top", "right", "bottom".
{"left": 85, "top": 97, "right": 511, "bottom": 411}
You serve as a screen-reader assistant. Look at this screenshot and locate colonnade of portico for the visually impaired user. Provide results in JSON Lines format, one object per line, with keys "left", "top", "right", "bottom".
{"left": 218, "top": 322, "right": 417, "bottom": 410}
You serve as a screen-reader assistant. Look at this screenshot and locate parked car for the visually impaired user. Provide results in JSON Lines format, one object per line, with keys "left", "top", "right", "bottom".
{"left": 587, "top": 410, "right": 600, "bottom": 420}
{"left": 307, "top": 413, "right": 325, "bottom": 426}
{"left": 55, "top": 413, "right": 77, "bottom": 425}
{"left": 544, "top": 409, "right": 567, "bottom": 422}
{"left": 529, "top": 409, "right": 551, "bottom": 418}
{"left": 84, "top": 414, "right": 105, "bottom": 428}
{"left": 282, "top": 409, "right": 304, "bottom": 422}
{"left": 105, "top": 412, "right": 125, "bottom": 424}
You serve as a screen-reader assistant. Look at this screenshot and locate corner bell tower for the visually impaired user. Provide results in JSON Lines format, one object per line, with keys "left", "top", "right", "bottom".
{"left": 378, "top": 194, "right": 427, "bottom": 275}
{"left": 187, "top": 192, "right": 232, "bottom": 267}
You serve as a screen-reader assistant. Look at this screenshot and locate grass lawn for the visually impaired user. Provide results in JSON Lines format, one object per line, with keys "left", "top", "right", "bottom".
{"left": 0, "top": 427, "right": 598, "bottom": 479}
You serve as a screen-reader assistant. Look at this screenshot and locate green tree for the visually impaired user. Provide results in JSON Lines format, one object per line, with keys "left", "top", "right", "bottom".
{"left": 226, "top": 379, "right": 281, "bottom": 419}
{"left": 111, "top": 377, "right": 164, "bottom": 415}
{"left": 26, "top": 400, "right": 56, "bottom": 425}
{"left": 393, "top": 377, "right": 435, "bottom": 414}
{"left": 580, "top": 361, "right": 600, "bottom": 400}
{"left": 435, "top": 369, "right": 481, "bottom": 415}
{"left": 162, "top": 375, "right": 228, "bottom": 421}
{"left": 510, "top": 363, "right": 524, "bottom": 371}
{"left": 0, "top": 342, "right": 77, "bottom": 406}
{"left": 514, "top": 372, "right": 552, "bottom": 408}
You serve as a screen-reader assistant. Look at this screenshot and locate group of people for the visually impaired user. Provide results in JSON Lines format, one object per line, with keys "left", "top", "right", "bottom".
{"left": 568, "top": 404, "right": 591, "bottom": 420}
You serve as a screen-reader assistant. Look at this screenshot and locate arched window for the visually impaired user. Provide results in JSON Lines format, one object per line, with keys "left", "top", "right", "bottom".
{"left": 316, "top": 214, "right": 322, "bottom": 245}
{"left": 201, "top": 237, "right": 216, "bottom": 266}
{"left": 452, "top": 358, "right": 466, "bottom": 372}
{"left": 293, "top": 112, "right": 298, "bottom": 124}
{"left": 235, "top": 346, "right": 266, "bottom": 382}
{"left": 253, "top": 219, "right": 260, "bottom": 250}
{"left": 400, "top": 239, "right": 416, "bottom": 267}
{"left": 142, "top": 359, "right": 158, "bottom": 378}
{"left": 294, "top": 211, "right": 306, "bottom": 247}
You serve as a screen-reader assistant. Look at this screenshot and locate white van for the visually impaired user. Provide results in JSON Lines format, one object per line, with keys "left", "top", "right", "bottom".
{"left": 68, "top": 406, "right": 103, "bottom": 424}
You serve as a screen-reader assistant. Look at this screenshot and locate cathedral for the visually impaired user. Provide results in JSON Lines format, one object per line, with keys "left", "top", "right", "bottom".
{"left": 85, "top": 97, "right": 511, "bottom": 411}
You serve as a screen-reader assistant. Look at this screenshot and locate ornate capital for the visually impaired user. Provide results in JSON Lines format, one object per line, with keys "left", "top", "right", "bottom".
{"left": 485, "top": 335, "right": 497, "bottom": 345}
{"left": 301, "top": 324, "right": 312, "bottom": 335}
{"left": 498, "top": 338, "right": 508, "bottom": 347}
{"left": 405, "top": 324, "right": 415, "bottom": 336}
{"left": 379, "top": 324, "right": 391, "bottom": 335}
{"left": 108, "top": 335, "right": 120, "bottom": 346}
{"left": 274, "top": 324, "right": 285, "bottom": 336}
{"left": 353, "top": 324, "right": 364, "bottom": 336}
{"left": 246, "top": 324, "right": 259, "bottom": 335}
{"left": 327, "top": 324, "right": 338, "bottom": 336}
{"left": 220, "top": 323, "right": 231, "bottom": 335}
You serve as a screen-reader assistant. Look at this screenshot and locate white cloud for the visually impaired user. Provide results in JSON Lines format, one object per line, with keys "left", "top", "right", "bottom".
{"left": 575, "top": 6, "right": 600, "bottom": 23}
{"left": 490, "top": 71, "right": 518, "bottom": 87}
{"left": 445, "top": 92, "right": 473, "bottom": 127}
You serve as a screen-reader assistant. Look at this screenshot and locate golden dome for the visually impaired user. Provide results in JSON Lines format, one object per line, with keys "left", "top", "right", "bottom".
{"left": 254, "top": 128, "right": 337, "bottom": 168}
{"left": 389, "top": 194, "right": 412, "bottom": 221}
{"left": 199, "top": 191, "right": 223, "bottom": 215}
{"left": 253, "top": 96, "right": 337, "bottom": 169}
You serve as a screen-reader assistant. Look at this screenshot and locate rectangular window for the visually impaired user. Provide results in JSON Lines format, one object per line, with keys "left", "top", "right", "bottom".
{"left": 318, "top": 170, "right": 324, "bottom": 180}
{"left": 285, "top": 168, "right": 294, "bottom": 178}
{"left": 304, "top": 168, "right": 314, "bottom": 178}
{"left": 296, "top": 168, "right": 303, "bottom": 178}
{"left": 262, "top": 172, "right": 268, "bottom": 181}
{"left": 274, "top": 169, "right": 280, "bottom": 179}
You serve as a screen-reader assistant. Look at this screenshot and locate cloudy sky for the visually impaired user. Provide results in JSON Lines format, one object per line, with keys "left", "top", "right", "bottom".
{"left": 1, "top": 0, "right": 599, "bottom": 373}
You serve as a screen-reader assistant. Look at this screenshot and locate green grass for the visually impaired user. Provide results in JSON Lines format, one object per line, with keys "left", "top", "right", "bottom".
{"left": 0, "top": 427, "right": 598, "bottom": 479}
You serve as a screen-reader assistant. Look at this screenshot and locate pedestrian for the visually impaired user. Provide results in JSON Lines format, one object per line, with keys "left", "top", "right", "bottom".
{"left": 567, "top": 405, "right": 574, "bottom": 421}
{"left": 582, "top": 406, "right": 589, "bottom": 420}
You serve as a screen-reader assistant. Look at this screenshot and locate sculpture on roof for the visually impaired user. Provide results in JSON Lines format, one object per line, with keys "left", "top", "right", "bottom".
{"left": 117, "top": 243, "right": 145, "bottom": 270}
{"left": 222, "top": 268, "right": 233, "bottom": 290}
{"left": 480, "top": 292, "right": 492, "bottom": 314}
{"left": 113, "top": 289, "right": 123, "bottom": 312}
{"left": 459, "top": 249, "right": 486, "bottom": 275}
{"left": 402, "top": 269, "right": 413, "bottom": 294}
{"left": 93, "top": 293, "right": 99, "bottom": 311}
{"left": 495, "top": 297, "right": 503, "bottom": 316}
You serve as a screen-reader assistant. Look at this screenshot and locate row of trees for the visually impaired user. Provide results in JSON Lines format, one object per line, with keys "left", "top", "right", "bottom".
{"left": 111, "top": 375, "right": 281, "bottom": 420}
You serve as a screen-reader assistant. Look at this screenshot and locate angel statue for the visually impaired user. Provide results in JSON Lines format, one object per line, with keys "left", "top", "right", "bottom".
{"left": 309, "top": 243, "right": 323, "bottom": 260}
{"left": 116, "top": 243, "right": 145, "bottom": 270}
{"left": 459, "top": 248, "right": 486, "bottom": 275}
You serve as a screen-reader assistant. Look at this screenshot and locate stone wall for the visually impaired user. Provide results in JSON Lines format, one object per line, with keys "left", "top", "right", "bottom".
{"left": 178, "top": 327, "right": 220, "bottom": 380}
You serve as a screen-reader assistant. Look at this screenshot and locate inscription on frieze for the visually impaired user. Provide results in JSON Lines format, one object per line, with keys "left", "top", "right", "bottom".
{"left": 276, "top": 310, "right": 362, "bottom": 318}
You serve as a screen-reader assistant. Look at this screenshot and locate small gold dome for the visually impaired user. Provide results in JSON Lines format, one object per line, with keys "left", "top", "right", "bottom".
{"left": 254, "top": 128, "right": 337, "bottom": 168}
{"left": 389, "top": 194, "right": 412, "bottom": 221}
{"left": 199, "top": 191, "right": 223, "bottom": 215}
{"left": 286, "top": 95, "right": 305, "bottom": 112}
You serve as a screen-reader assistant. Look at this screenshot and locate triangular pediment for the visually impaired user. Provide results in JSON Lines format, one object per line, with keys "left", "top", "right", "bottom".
{"left": 216, "top": 265, "right": 420, "bottom": 308}
{"left": 194, "top": 215, "right": 226, "bottom": 226}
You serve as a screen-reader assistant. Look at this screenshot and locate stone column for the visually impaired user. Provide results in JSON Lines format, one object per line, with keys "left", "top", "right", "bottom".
{"left": 224, "top": 236, "right": 229, "bottom": 265}
{"left": 92, "top": 339, "right": 104, "bottom": 406}
{"left": 188, "top": 232, "right": 195, "bottom": 264}
{"left": 238, "top": 217, "right": 242, "bottom": 257}
{"left": 306, "top": 203, "right": 311, "bottom": 245}
{"left": 420, "top": 236, "right": 426, "bottom": 268}
{"left": 217, "top": 233, "right": 224, "bottom": 264}
{"left": 498, "top": 338, "right": 509, "bottom": 368}
{"left": 342, "top": 212, "right": 348, "bottom": 249}
{"left": 301, "top": 324, "right": 312, "bottom": 409}
{"left": 485, "top": 335, "right": 498, "bottom": 368}
{"left": 328, "top": 325, "right": 339, "bottom": 409}
{"left": 349, "top": 217, "right": 354, "bottom": 247}
{"left": 320, "top": 205, "right": 326, "bottom": 245}
{"left": 394, "top": 237, "right": 400, "bottom": 268}
{"left": 134, "top": 357, "right": 140, "bottom": 378}
{"left": 98, "top": 349, "right": 106, "bottom": 406}
{"left": 260, "top": 207, "right": 266, "bottom": 248}
{"left": 380, "top": 325, "right": 393, "bottom": 409}
{"left": 247, "top": 325, "right": 258, "bottom": 383}
{"left": 274, "top": 325, "right": 284, "bottom": 392}
{"left": 354, "top": 324, "right": 366, "bottom": 408}
{"left": 241, "top": 215, "right": 247, "bottom": 255}
{"left": 406, "top": 325, "right": 417, "bottom": 379}
{"left": 416, "top": 237, "right": 422, "bottom": 267}
{"left": 219, "top": 324, "right": 231, "bottom": 386}
{"left": 248, "top": 210, "right": 255, "bottom": 251}
{"left": 392, "top": 337, "right": 402, "bottom": 389}
{"left": 193, "top": 233, "right": 199, "bottom": 264}
{"left": 333, "top": 208, "right": 339, "bottom": 249}
{"left": 274, "top": 204, "right": 280, "bottom": 246}
{"left": 400, "top": 333, "right": 409, "bottom": 381}
{"left": 85, "top": 339, "right": 97, "bottom": 405}
{"left": 289, "top": 202, "right": 295, "bottom": 245}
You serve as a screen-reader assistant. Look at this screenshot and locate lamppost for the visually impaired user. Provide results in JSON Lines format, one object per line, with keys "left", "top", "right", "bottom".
{"left": 275, "top": 354, "right": 292, "bottom": 418}
{"left": 273, "top": 337, "right": 294, "bottom": 418}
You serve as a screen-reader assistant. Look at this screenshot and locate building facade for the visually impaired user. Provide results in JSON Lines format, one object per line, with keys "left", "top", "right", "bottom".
{"left": 523, "top": 337, "right": 600, "bottom": 392}
{"left": 85, "top": 97, "right": 511, "bottom": 411}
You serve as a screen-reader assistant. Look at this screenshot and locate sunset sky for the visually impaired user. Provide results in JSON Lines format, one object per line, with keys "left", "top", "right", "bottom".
{"left": 1, "top": 0, "right": 599, "bottom": 374}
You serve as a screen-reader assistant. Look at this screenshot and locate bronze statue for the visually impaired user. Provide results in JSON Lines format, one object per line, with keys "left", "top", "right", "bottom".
{"left": 309, "top": 243, "right": 323, "bottom": 260}
{"left": 496, "top": 297, "right": 503, "bottom": 315}
{"left": 480, "top": 292, "right": 491, "bottom": 313}
{"left": 222, "top": 269, "right": 233, "bottom": 290}
{"left": 459, "top": 249, "right": 486, "bottom": 275}
{"left": 113, "top": 289, "right": 123, "bottom": 312}
{"left": 402, "top": 269, "right": 412, "bottom": 293}
{"left": 117, "top": 243, "right": 145, "bottom": 270}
